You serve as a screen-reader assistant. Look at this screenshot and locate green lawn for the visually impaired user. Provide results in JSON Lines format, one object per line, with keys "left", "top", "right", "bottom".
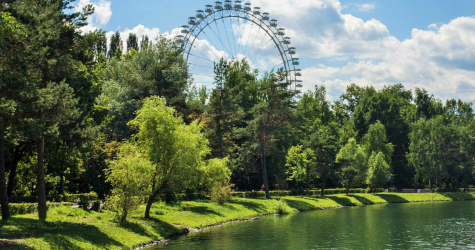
{"left": 1, "top": 192, "right": 474, "bottom": 249}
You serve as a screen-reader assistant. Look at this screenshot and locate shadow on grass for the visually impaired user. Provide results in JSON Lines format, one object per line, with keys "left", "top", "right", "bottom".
{"left": 229, "top": 199, "right": 268, "bottom": 214}
{"left": 347, "top": 194, "right": 378, "bottom": 204}
{"left": 324, "top": 196, "right": 357, "bottom": 206}
{"left": 438, "top": 192, "right": 475, "bottom": 201}
{"left": 0, "top": 217, "right": 123, "bottom": 249}
{"left": 144, "top": 217, "right": 184, "bottom": 236}
{"left": 187, "top": 206, "right": 223, "bottom": 217}
{"left": 373, "top": 194, "right": 408, "bottom": 203}
{"left": 282, "top": 198, "right": 314, "bottom": 211}
{"left": 0, "top": 239, "right": 36, "bottom": 250}
{"left": 119, "top": 220, "right": 155, "bottom": 238}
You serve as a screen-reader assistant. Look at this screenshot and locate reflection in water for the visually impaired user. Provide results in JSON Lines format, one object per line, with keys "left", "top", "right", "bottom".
{"left": 155, "top": 201, "right": 475, "bottom": 250}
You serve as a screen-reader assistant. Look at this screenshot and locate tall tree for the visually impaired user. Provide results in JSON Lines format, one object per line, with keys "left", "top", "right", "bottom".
{"left": 126, "top": 33, "right": 138, "bottom": 52}
{"left": 108, "top": 31, "right": 122, "bottom": 60}
{"left": 244, "top": 70, "right": 297, "bottom": 198}
{"left": 336, "top": 138, "right": 366, "bottom": 194}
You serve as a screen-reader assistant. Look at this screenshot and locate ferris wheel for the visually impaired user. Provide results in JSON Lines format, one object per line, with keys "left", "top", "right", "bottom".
{"left": 174, "top": 1, "right": 302, "bottom": 96}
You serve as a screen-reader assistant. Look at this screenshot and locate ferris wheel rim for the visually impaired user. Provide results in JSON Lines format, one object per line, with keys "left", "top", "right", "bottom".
{"left": 176, "top": 3, "right": 301, "bottom": 90}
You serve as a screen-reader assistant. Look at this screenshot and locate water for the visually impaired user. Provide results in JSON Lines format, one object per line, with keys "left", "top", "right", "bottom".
{"left": 155, "top": 201, "right": 475, "bottom": 250}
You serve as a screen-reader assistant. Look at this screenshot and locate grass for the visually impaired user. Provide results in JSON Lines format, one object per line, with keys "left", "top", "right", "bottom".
{"left": 1, "top": 192, "right": 475, "bottom": 249}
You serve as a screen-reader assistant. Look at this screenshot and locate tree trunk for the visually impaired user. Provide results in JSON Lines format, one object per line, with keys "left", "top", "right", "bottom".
{"left": 7, "top": 143, "right": 24, "bottom": 197}
{"left": 58, "top": 146, "right": 65, "bottom": 195}
{"left": 7, "top": 157, "right": 20, "bottom": 197}
{"left": 58, "top": 166, "right": 64, "bottom": 195}
{"left": 0, "top": 117, "right": 10, "bottom": 220}
{"left": 320, "top": 173, "right": 326, "bottom": 196}
{"left": 346, "top": 186, "right": 349, "bottom": 195}
{"left": 144, "top": 189, "right": 161, "bottom": 219}
{"left": 260, "top": 144, "right": 270, "bottom": 199}
{"left": 37, "top": 137, "right": 47, "bottom": 221}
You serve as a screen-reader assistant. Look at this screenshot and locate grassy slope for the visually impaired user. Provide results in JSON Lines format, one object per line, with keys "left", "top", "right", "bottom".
{"left": 1, "top": 192, "right": 474, "bottom": 249}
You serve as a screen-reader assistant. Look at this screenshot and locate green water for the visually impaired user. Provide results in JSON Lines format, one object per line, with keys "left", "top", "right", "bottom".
{"left": 155, "top": 201, "right": 475, "bottom": 249}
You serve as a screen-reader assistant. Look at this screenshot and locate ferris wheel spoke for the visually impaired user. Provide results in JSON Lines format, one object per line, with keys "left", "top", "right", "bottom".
{"left": 249, "top": 33, "right": 272, "bottom": 64}
{"left": 188, "top": 63, "right": 214, "bottom": 70}
{"left": 208, "top": 21, "right": 234, "bottom": 57}
{"left": 192, "top": 35, "right": 222, "bottom": 61}
{"left": 221, "top": 18, "right": 235, "bottom": 58}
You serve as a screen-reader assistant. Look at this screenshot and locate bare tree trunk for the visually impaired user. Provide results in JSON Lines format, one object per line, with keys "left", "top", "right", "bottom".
{"left": 260, "top": 144, "right": 270, "bottom": 199}
{"left": 37, "top": 137, "right": 47, "bottom": 221}
{"left": 320, "top": 174, "right": 326, "bottom": 196}
{"left": 144, "top": 189, "right": 160, "bottom": 219}
{"left": 58, "top": 146, "right": 65, "bottom": 195}
{"left": 0, "top": 117, "right": 10, "bottom": 220}
{"left": 59, "top": 167, "right": 64, "bottom": 195}
{"left": 7, "top": 157, "right": 19, "bottom": 197}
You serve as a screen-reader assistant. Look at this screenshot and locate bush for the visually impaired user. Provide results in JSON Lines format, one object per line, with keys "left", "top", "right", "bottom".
{"left": 2, "top": 202, "right": 74, "bottom": 216}
{"left": 9, "top": 192, "right": 99, "bottom": 203}
{"left": 274, "top": 199, "right": 292, "bottom": 214}
{"left": 211, "top": 180, "right": 233, "bottom": 204}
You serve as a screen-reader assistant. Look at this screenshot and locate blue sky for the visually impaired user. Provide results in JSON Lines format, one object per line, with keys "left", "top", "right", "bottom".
{"left": 77, "top": 0, "right": 475, "bottom": 101}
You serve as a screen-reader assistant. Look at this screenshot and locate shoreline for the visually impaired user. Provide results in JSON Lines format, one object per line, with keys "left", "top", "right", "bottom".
{"left": 131, "top": 194, "right": 475, "bottom": 250}
{"left": 2, "top": 192, "right": 474, "bottom": 249}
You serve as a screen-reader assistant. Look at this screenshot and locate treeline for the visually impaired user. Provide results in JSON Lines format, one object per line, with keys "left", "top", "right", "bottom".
{"left": 1, "top": 0, "right": 475, "bottom": 221}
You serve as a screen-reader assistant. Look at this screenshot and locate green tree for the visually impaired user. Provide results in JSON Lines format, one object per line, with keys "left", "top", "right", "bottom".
{"left": 366, "top": 152, "right": 391, "bottom": 191}
{"left": 303, "top": 122, "right": 340, "bottom": 196}
{"left": 108, "top": 31, "right": 122, "bottom": 60}
{"left": 285, "top": 145, "right": 311, "bottom": 189}
{"left": 353, "top": 84, "right": 412, "bottom": 187}
{"left": 336, "top": 138, "right": 366, "bottom": 194}
{"left": 126, "top": 33, "right": 138, "bottom": 52}
{"left": 129, "top": 97, "right": 210, "bottom": 218}
{"left": 106, "top": 143, "right": 151, "bottom": 222}
{"left": 99, "top": 36, "right": 189, "bottom": 140}
{"left": 244, "top": 70, "right": 297, "bottom": 198}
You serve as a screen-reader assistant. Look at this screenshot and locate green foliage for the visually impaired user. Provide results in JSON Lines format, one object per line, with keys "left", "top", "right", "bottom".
{"left": 274, "top": 199, "right": 292, "bottom": 214}
{"left": 366, "top": 152, "right": 391, "bottom": 190}
{"left": 211, "top": 179, "right": 233, "bottom": 205}
{"left": 362, "top": 121, "right": 394, "bottom": 165}
{"left": 106, "top": 143, "right": 151, "bottom": 222}
{"left": 285, "top": 145, "right": 312, "bottom": 188}
{"left": 336, "top": 138, "right": 367, "bottom": 192}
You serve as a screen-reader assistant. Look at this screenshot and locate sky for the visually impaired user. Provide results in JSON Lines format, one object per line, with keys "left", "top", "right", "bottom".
{"left": 75, "top": 0, "right": 475, "bottom": 102}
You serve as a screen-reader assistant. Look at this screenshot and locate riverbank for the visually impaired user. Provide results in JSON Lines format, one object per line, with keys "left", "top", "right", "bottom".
{"left": 1, "top": 192, "right": 474, "bottom": 249}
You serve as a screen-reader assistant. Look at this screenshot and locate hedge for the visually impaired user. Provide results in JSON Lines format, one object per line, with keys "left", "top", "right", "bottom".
{"left": 1, "top": 202, "right": 74, "bottom": 216}
{"left": 9, "top": 192, "right": 99, "bottom": 203}
{"left": 232, "top": 188, "right": 386, "bottom": 198}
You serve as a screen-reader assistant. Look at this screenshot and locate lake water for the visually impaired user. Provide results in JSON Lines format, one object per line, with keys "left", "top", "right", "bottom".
{"left": 155, "top": 201, "right": 475, "bottom": 249}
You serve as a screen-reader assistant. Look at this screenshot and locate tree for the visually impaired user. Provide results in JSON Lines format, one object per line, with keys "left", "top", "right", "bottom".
{"left": 366, "top": 152, "right": 391, "bottom": 192}
{"left": 244, "top": 70, "right": 297, "bottom": 199}
{"left": 126, "top": 33, "right": 138, "bottom": 52}
{"left": 99, "top": 36, "right": 189, "bottom": 140}
{"left": 285, "top": 145, "right": 311, "bottom": 189}
{"left": 129, "top": 97, "right": 213, "bottom": 218}
{"left": 303, "top": 122, "right": 340, "bottom": 196}
{"left": 361, "top": 121, "right": 394, "bottom": 165}
{"left": 336, "top": 138, "right": 366, "bottom": 194}
{"left": 106, "top": 143, "right": 151, "bottom": 222}
{"left": 108, "top": 31, "right": 122, "bottom": 60}
{"left": 353, "top": 84, "right": 412, "bottom": 188}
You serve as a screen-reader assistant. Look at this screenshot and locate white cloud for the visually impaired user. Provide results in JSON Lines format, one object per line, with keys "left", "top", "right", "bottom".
{"left": 75, "top": 0, "right": 112, "bottom": 33}
{"left": 249, "top": 0, "right": 475, "bottom": 102}
{"left": 356, "top": 3, "right": 376, "bottom": 12}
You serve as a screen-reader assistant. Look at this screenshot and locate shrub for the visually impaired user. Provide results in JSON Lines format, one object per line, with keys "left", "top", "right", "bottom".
{"left": 274, "top": 199, "right": 292, "bottom": 214}
{"left": 211, "top": 180, "right": 233, "bottom": 204}
{"left": 2, "top": 202, "right": 74, "bottom": 216}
